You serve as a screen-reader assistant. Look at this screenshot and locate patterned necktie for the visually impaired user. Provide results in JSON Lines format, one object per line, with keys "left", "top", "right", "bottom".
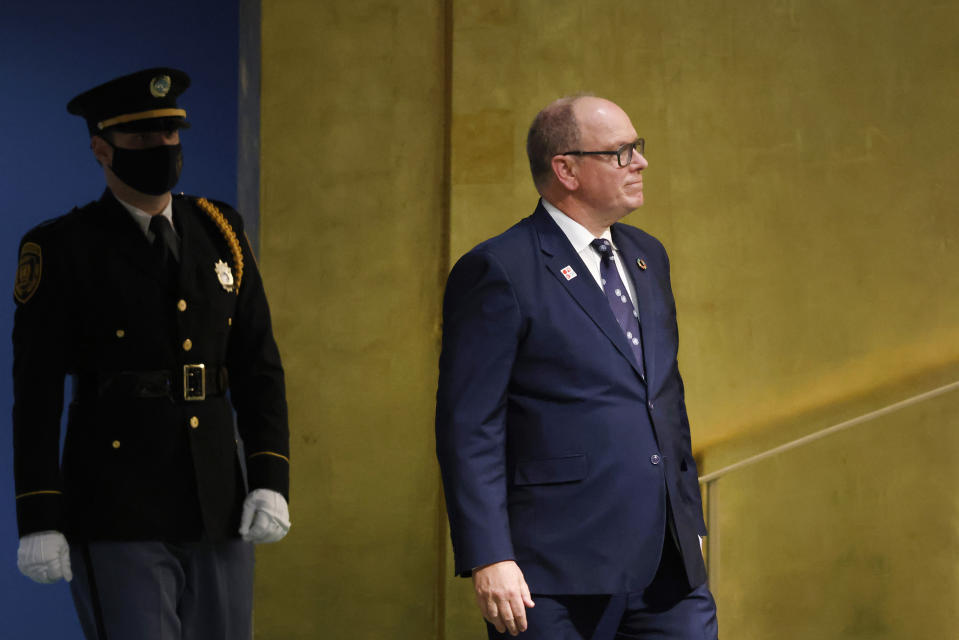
{"left": 591, "top": 238, "right": 645, "bottom": 378}
{"left": 149, "top": 214, "right": 179, "bottom": 282}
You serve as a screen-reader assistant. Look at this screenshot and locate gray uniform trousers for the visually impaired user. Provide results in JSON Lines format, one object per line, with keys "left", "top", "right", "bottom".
{"left": 69, "top": 538, "right": 254, "bottom": 640}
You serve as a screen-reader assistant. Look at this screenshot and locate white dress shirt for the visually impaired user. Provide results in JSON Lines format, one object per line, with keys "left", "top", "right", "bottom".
{"left": 543, "top": 199, "right": 704, "bottom": 551}
{"left": 542, "top": 199, "right": 639, "bottom": 314}
{"left": 117, "top": 196, "right": 180, "bottom": 261}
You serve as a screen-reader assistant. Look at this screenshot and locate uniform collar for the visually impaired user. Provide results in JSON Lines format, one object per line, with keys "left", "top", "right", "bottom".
{"left": 115, "top": 194, "right": 176, "bottom": 239}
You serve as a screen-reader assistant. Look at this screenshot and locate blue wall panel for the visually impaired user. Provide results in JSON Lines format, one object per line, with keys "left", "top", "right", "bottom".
{"left": 0, "top": 1, "right": 240, "bottom": 636}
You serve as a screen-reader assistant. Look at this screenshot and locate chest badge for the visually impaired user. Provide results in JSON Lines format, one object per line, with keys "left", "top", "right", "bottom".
{"left": 214, "top": 259, "right": 235, "bottom": 292}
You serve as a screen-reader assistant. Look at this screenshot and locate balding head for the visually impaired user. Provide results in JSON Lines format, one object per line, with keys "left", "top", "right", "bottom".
{"left": 570, "top": 97, "right": 634, "bottom": 150}
{"left": 529, "top": 96, "right": 647, "bottom": 234}
{"left": 526, "top": 95, "right": 589, "bottom": 192}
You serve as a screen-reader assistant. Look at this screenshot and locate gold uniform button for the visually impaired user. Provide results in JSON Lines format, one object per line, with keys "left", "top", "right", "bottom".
{"left": 190, "top": 416, "right": 199, "bottom": 429}
{"left": 112, "top": 440, "right": 121, "bottom": 449}
{"left": 177, "top": 299, "right": 187, "bottom": 312}
{"left": 227, "top": 317, "right": 232, "bottom": 326}
{"left": 183, "top": 338, "right": 193, "bottom": 351}
{"left": 116, "top": 329, "right": 125, "bottom": 338}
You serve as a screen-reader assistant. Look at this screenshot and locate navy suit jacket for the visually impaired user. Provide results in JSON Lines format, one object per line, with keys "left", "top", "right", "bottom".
{"left": 436, "top": 202, "right": 707, "bottom": 595}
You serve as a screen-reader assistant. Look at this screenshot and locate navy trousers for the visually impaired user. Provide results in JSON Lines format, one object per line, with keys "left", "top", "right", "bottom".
{"left": 487, "top": 532, "right": 718, "bottom": 640}
{"left": 69, "top": 539, "right": 254, "bottom": 640}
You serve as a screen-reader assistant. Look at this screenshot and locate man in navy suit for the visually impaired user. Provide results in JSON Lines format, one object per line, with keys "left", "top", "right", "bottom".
{"left": 435, "top": 96, "right": 718, "bottom": 639}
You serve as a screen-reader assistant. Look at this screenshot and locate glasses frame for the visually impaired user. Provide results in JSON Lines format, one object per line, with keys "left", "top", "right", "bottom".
{"left": 560, "top": 138, "right": 645, "bottom": 167}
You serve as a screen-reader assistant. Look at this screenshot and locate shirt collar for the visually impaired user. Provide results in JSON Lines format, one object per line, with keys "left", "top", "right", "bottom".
{"left": 541, "top": 198, "right": 615, "bottom": 253}
{"left": 116, "top": 195, "right": 175, "bottom": 238}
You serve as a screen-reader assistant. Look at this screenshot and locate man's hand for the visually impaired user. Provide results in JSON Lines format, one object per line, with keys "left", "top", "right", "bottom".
{"left": 239, "top": 488, "right": 291, "bottom": 543}
{"left": 472, "top": 560, "right": 535, "bottom": 636}
{"left": 17, "top": 531, "right": 72, "bottom": 584}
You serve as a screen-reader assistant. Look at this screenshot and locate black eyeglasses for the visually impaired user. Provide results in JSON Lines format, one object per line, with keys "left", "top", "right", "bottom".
{"left": 560, "top": 138, "right": 645, "bottom": 167}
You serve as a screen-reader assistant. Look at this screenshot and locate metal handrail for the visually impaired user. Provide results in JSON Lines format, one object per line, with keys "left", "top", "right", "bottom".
{"left": 698, "top": 378, "right": 959, "bottom": 583}
{"left": 699, "top": 379, "right": 959, "bottom": 484}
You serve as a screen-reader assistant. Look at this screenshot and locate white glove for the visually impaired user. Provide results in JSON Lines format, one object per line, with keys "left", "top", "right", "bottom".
{"left": 17, "top": 531, "right": 72, "bottom": 583}
{"left": 239, "top": 488, "right": 291, "bottom": 543}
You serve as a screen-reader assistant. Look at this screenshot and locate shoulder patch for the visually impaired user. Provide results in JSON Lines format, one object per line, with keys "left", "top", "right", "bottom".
{"left": 14, "top": 242, "right": 42, "bottom": 304}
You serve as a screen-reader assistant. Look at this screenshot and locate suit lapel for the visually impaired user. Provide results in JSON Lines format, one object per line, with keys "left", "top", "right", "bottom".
{"left": 612, "top": 225, "right": 657, "bottom": 387}
{"left": 532, "top": 206, "right": 646, "bottom": 382}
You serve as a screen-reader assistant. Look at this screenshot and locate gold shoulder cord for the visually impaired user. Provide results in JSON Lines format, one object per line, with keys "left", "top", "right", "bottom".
{"left": 196, "top": 197, "right": 244, "bottom": 293}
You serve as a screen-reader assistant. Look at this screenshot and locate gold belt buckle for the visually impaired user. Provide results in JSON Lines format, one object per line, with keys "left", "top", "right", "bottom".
{"left": 183, "top": 364, "right": 206, "bottom": 401}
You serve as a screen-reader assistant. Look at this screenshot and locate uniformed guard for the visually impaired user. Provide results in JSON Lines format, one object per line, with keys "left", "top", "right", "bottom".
{"left": 12, "top": 67, "right": 291, "bottom": 640}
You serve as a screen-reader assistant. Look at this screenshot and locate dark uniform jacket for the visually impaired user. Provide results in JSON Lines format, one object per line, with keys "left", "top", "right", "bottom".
{"left": 13, "top": 189, "right": 289, "bottom": 542}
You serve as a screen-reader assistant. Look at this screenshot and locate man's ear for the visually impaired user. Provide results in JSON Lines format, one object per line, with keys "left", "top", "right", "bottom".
{"left": 90, "top": 135, "right": 112, "bottom": 167}
{"left": 551, "top": 155, "right": 579, "bottom": 191}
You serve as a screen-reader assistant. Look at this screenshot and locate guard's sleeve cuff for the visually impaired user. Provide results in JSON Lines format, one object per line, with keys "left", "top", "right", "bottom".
{"left": 15, "top": 490, "right": 63, "bottom": 537}
{"left": 246, "top": 451, "right": 290, "bottom": 501}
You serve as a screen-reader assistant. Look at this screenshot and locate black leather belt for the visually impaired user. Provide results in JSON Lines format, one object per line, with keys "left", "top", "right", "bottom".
{"left": 72, "top": 365, "right": 229, "bottom": 402}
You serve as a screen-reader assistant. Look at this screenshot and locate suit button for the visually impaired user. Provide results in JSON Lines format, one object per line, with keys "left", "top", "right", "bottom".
{"left": 112, "top": 440, "right": 121, "bottom": 449}
{"left": 650, "top": 454, "right": 661, "bottom": 465}
{"left": 182, "top": 338, "right": 193, "bottom": 351}
{"left": 177, "top": 299, "right": 187, "bottom": 312}
{"left": 115, "top": 329, "right": 125, "bottom": 338}
{"left": 647, "top": 401, "right": 654, "bottom": 410}
{"left": 189, "top": 416, "right": 199, "bottom": 429}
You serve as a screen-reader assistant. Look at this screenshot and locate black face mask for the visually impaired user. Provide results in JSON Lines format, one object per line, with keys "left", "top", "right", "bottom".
{"left": 108, "top": 143, "right": 183, "bottom": 195}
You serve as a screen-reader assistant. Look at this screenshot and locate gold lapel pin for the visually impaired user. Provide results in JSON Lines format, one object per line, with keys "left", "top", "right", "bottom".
{"left": 637, "top": 258, "right": 647, "bottom": 271}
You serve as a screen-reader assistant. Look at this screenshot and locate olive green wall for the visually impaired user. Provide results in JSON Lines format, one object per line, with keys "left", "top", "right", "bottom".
{"left": 444, "top": 2, "right": 959, "bottom": 637}
{"left": 256, "top": 1, "right": 959, "bottom": 638}
{"left": 700, "top": 368, "right": 959, "bottom": 639}
{"left": 257, "top": 2, "right": 448, "bottom": 638}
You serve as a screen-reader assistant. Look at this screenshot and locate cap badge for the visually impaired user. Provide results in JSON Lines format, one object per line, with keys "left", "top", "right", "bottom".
{"left": 150, "top": 75, "right": 172, "bottom": 98}
{"left": 214, "top": 260, "right": 235, "bottom": 292}
{"left": 636, "top": 258, "right": 647, "bottom": 271}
